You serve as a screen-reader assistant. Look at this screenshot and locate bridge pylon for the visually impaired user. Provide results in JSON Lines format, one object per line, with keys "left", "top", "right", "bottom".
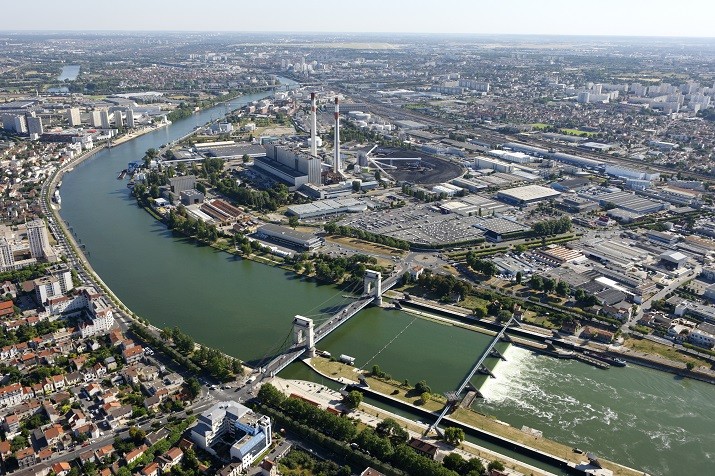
{"left": 364, "top": 270, "right": 383, "bottom": 306}
{"left": 293, "top": 315, "right": 315, "bottom": 357}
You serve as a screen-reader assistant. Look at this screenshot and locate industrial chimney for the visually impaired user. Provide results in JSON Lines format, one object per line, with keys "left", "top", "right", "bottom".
{"left": 310, "top": 92, "right": 317, "bottom": 156}
{"left": 333, "top": 97, "right": 340, "bottom": 173}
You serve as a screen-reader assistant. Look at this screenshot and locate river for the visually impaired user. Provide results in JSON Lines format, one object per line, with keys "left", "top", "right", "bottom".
{"left": 58, "top": 65, "right": 80, "bottom": 81}
{"left": 58, "top": 79, "right": 714, "bottom": 475}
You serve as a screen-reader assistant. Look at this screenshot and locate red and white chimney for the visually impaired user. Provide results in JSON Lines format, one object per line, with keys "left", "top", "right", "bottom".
{"left": 333, "top": 97, "right": 340, "bottom": 173}
{"left": 310, "top": 92, "right": 317, "bottom": 156}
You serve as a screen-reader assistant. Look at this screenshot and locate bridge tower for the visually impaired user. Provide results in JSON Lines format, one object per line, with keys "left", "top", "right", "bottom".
{"left": 364, "top": 270, "right": 382, "bottom": 306}
{"left": 293, "top": 315, "right": 315, "bottom": 357}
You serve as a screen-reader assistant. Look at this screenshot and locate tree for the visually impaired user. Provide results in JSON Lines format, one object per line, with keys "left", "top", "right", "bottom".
{"left": 186, "top": 377, "right": 201, "bottom": 400}
{"left": 555, "top": 280, "right": 570, "bottom": 297}
{"left": 515, "top": 271, "right": 523, "bottom": 284}
{"left": 11, "top": 435, "right": 27, "bottom": 452}
{"left": 530, "top": 275, "right": 543, "bottom": 291}
{"left": 419, "top": 392, "right": 431, "bottom": 405}
{"left": 344, "top": 390, "right": 363, "bottom": 409}
{"left": 542, "top": 277, "right": 555, "bottom": 294}
{"left": 414, "top": 380, "right": 431, "bottom": 394}
{"left": 488, "top": 460, "right": 506, "bottom": 472}
{"left": 442, "top": 452, "right": 465, "bottom": 473}
{"left": 464, "top": 457, "right": 486, "bottom": 475}
{"left": 128, "top": 426, "right": 146, "bottom": 444}
{"left": 288, "top": 216, "right": 299, "bottom": 229}
{"left": 472, "top": 306, "right": 487, "bottom": 319}
{"left": 257, "top": 383, "right": 286, "bottom": 407}
{"left": 376, "top": 418, "right": 409, "bottom": 445}
{"left": 444, "top": 427, "right": 465, "bottom": 446}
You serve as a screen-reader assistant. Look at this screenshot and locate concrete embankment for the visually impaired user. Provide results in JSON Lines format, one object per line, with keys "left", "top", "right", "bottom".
{"left": 350, "top": 383, "right": 581, "bottom": 475}
{"left": 606, "top": 350, "right": 715, "bottom": 385}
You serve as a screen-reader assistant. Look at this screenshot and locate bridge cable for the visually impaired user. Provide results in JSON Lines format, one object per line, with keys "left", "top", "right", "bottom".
{"left": 358, "top": 315, "right": 419, "bottom": 372}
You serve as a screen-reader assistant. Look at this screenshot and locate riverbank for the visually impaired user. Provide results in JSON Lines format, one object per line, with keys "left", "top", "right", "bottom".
{"left": 271, "top": 377, "right": 555, "bottom": 476}
{"left": 395, "top": 292, "right": 715, "bottom": 385}
{"left": 305, "top": 357, "right": 643, "bottom": 476}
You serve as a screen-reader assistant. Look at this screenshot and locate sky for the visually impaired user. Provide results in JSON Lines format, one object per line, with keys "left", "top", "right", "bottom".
{"left": 1, "top": 0, "right": 714, "bottom": 38}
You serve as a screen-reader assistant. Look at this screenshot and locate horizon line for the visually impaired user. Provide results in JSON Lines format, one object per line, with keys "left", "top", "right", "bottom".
{"left": 1, "top": 29, "right": 714, "bottom": 40}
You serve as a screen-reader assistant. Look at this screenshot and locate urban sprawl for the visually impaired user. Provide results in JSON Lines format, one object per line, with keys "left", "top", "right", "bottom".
{"left": 0, "top": 32, "right": 714, "bottom": 476}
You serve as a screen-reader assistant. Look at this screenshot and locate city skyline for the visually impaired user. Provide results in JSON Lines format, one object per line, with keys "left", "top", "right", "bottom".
{"left": 1, "top": 0, "right": 715, "bottom": 38}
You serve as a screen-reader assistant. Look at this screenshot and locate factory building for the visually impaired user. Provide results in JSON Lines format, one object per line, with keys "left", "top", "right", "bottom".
{"left": 256, "top": 224, "right": 324, "bottom": 251}
{"left": 497, "top": 185, "right": 561, "bottom": 205}
{"left": 254, "top": 144, "right": 321, "bottom": 188}
{"left": 474, "top": 156, "right": 514, "bottom": 173}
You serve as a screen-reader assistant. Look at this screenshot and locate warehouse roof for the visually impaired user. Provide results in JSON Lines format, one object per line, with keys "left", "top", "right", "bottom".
{"left": 497, "top": 184, "right": 561, "bottom": 202}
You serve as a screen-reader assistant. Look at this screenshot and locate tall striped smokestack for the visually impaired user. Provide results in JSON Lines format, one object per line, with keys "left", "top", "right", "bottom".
{"left": 310, "top": 92, "right": 317, "bottom": 156}
{"left": 333, "top": 96, "right": 340, "bottom": 173}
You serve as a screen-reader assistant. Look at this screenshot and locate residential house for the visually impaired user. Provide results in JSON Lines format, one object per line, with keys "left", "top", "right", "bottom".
{"left": 144, "top": 428, "right": 169, "bottom": 447}
{"left": 157, "top": 446, "right": 183, "bottom": 472}
{"left": 122, "top": 345, "right": 144, "bottom": 364}
{"left": 51, "top": 461, "right": 72, "bottom": 476}
{"left": 125, "top": 444, "right": 148, "bottom": 465}
{"left": 140, "top": 462, "right": 160, "bottom": 476}
{"left": 3, "top": 413, "right": 20, "bottom": 434}
{"left": 95, "top": 444, "right": 114, "bottom": 462}
{"left": 0, "top": 300, "right": 13, "bottom": 318}
{"left": 218, "top": 462, "right": 242, "bottom": 476}
{"left": 16, "top": 447, "right": 36, "bottom": 468}
{"left": 0, "top": 382, "right": 25, "bottom": 407}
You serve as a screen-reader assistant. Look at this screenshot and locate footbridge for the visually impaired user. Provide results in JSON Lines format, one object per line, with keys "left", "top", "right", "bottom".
{"left": 260, "top": 269, "right": 402, "bottom": 378}
{"left": 426, "top": 317, "right": 518, "bottom": 435}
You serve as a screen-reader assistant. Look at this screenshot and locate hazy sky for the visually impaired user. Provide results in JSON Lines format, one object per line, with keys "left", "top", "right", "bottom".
{"left": 2, "top": 0, "right": 714, "bottom": 38}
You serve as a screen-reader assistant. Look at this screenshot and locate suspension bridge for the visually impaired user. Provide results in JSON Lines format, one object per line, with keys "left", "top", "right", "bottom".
{"left": 254, "top": 269, "right": 403, "bottom": 380}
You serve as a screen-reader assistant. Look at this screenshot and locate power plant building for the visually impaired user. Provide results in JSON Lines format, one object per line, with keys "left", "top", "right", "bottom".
{"left": 254, "top": 144, "right": 321, "bottom": 188}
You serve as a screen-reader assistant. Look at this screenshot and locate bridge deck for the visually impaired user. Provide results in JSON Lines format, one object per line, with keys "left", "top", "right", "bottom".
{"left": 262, "top": 272, "right": 402, "bottom": 377}
{"left": 428, "top": 318, "right": 515, "bottom": 433}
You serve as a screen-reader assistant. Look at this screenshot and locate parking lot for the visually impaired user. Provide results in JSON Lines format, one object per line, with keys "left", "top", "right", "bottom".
{"left": 339, "top": 203, "right": 486, "bottom": 246}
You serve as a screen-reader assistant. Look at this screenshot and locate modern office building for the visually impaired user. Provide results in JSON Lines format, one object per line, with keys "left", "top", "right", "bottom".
{"left": 114, "top": 110, "right": 123, "bottom": 128}
{"left": 126, "top": 109, "right": 135, "bottom": 128}
{"left": 67, "top": 107, "right": 82, "bottom": 126}
{"left": 90, "top": 111, "right": 103, "bottom": 127}
{"left": 27, "top": 116, "right": 43, "bottom": 136}
{"left": 100, "top": 110, "right": 111, "bottom": 129}
{"left": 1, "top": 114, "right": 28, "bottom": 134}
{"left": 191, "top": 401, "right": 272, "bottom": 472}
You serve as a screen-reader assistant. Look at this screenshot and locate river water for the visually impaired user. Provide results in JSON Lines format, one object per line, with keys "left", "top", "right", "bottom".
{"left": 58, "top": 65, "right": 80, "bottom": 81}
{"left": 58, "top": 80, "right": 714, "bottom": 475}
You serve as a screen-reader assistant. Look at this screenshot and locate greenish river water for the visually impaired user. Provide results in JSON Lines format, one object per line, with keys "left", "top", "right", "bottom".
{"left": 58, "top": 83, "right": 714, "bottom": 475}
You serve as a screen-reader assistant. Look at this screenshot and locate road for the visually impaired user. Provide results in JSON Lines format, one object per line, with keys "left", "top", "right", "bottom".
{"left": 622, "top": 264, "right": 701, "bottom": 332}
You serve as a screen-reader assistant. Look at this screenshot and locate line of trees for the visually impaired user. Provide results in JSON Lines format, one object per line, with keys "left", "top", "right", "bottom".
{"left": 166, "top": 206, "right": 220, "bottom": 243}
{"left": 465, "top": 252, "right": 498, "bottom": 277}
{"left": 256, "top": 384, "right": 462, "bottom": 476}
{"left": 532, "top": 216, "right": 572, "bottom": 237}
{"left": 415, "top": 271, "right": 472, "bottom": 301}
